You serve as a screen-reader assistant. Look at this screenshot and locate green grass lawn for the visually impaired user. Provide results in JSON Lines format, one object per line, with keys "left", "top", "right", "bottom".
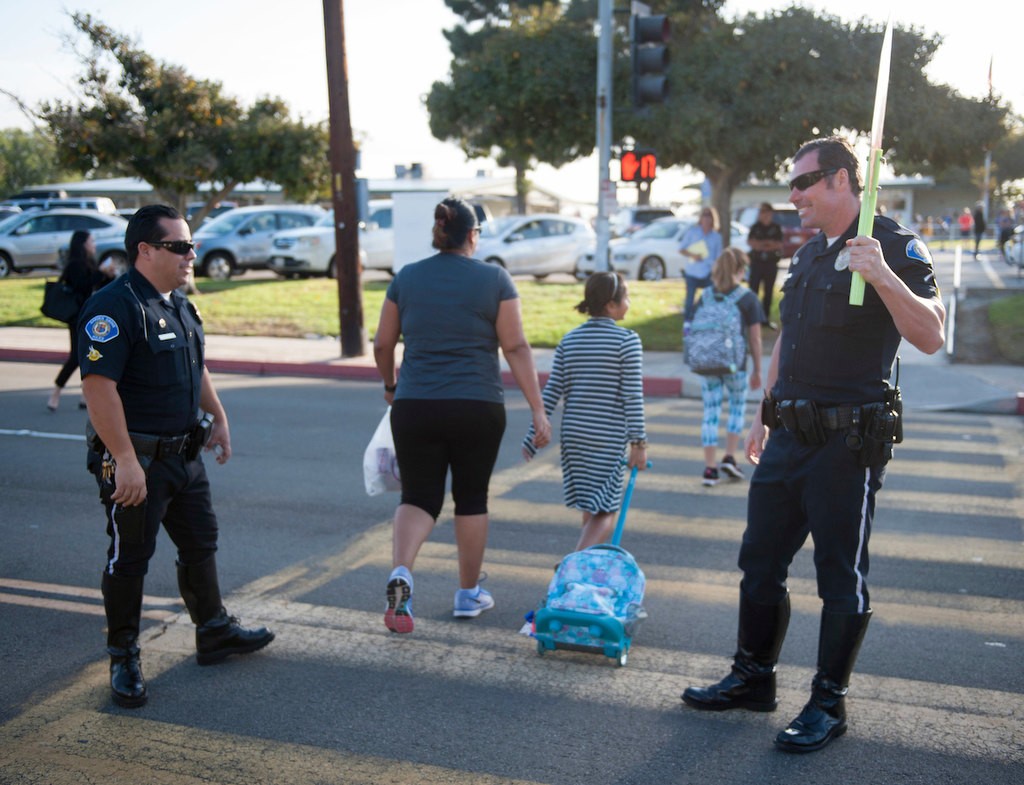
{"left": 8, "top": 272, "right": 1019, "bottom": 362}
{"left": 0, "top": 275, "right": 689, "bottom": 352}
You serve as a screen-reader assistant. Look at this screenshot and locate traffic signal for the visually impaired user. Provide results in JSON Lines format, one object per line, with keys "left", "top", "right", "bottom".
{"left": 631, "top": 13, "right": 670, "bottom": 108}
{"left": 620, "top": 149, "right": 658, "bottom": 183}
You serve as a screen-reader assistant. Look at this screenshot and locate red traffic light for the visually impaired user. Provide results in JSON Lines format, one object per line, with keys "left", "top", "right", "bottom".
{"left": 620, "top": 150, "right": 657, "bottom": 182}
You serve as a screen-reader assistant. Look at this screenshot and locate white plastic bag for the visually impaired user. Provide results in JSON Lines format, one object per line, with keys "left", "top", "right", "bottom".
{"left": 363, "top": 406, "right": 401, "bottom": 496}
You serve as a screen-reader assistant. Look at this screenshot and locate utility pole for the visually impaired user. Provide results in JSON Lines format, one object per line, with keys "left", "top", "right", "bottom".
{"left": 594, "top": 0, "right": 614, "bottom": 273}
{"left": 323, "top": 0, "right": 365, "bottom": 357}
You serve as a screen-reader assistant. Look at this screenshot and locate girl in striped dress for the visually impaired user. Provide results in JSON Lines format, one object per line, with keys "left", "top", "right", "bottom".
{"left": 523, "top": 272, "right": 648, "bottom": 550}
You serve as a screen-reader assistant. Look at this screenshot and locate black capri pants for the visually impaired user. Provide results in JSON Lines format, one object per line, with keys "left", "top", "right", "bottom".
{"left": 390, "top": 398, "right": 506, "bottom": 520}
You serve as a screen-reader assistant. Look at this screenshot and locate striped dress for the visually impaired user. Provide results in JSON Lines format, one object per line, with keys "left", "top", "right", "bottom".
{"left": 524, "top": 317, "right": 647, "bottom": 513}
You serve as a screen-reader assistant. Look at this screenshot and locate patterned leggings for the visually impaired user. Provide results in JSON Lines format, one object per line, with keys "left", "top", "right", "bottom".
{"left": 700, "top": 372, "right": 749, "bottom": 447}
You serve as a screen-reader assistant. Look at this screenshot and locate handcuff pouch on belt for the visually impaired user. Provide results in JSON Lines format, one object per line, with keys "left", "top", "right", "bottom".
{"left": 773, "top": 399, "right": 827, "bottom": 446}
{"left": 761, "top": 393, "right": 781, "bottom": 430}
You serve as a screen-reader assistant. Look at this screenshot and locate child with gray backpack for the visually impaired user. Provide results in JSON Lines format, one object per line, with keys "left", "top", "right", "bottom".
{"left": 684, "top": 247, "right": 764, "bottom": 485}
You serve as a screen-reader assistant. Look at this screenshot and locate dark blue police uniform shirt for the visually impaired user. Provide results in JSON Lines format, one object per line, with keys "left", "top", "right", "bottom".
{"left": 77, "top": 267, "right": 205, "bottom": 436}
{"left": 776, "top": 215, "right": 939, "bottom": 405}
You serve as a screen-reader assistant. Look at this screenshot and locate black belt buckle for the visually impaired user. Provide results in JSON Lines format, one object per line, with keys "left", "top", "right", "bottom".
{"left": 161, "top": 435, "right": 188, "bottom": 457}
{"left": 822, "top": 406, "right": 848, "bottom": 430}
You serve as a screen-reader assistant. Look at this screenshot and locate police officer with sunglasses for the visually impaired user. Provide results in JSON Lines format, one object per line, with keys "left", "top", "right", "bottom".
{"left": 78, "top": 204, "right": 274, "bottom": 708}
{"left": 681, "top": 136, "right": 945, "bottom": 753}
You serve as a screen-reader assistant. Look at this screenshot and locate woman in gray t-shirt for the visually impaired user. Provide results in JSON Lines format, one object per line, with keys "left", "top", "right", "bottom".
{"left": 373, "top": 197, "right": 551, "bottom": 634}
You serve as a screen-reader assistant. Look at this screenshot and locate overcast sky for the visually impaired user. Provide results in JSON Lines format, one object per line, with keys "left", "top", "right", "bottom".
{"left": 2, "top": 1, "right": 1017, "bottom": 204}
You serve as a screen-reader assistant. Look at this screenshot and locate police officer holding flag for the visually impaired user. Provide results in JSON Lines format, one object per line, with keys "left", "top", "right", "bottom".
{"left": 681, "top": 136, "right": 945, "bottom": 753}
{"left": 79, "top": 204, "right": 274, "bottom": 708}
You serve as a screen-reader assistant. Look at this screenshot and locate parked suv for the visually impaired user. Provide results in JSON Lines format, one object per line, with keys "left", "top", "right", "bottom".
{"left": 0, "top": 209, "right": 128, "bottom": 277}
{"left": 192, "top": 204, "right": 325, "bottom": 279}
{"left": 2, "top": 196, "right": 118, "bottom": 214}
{"left": 734, "top": 203, "right": 816, "bottom": 259}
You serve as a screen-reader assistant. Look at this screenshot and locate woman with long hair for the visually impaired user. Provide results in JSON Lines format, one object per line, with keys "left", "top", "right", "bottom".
{"left": 47, "top": 230, "right": 116, "bottom": 411}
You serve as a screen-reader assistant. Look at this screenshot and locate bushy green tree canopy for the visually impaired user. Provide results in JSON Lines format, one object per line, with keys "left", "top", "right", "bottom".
{"left": 627, "top": 6, "right": 1008, "bottom": 225}
{"left": 0, "top": 129, "right": 76, "bottom": 197}
{"left": 38, "top": 13, "right": 329, "bottom": 220}
{"left": 431, "top": 2, "right": 1009, "bottom": 223}
{"left": 428, "top": 1, "right": 599, "bottom": 211}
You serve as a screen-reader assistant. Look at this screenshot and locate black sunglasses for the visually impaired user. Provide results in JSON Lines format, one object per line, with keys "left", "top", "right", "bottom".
{"left": 147, "top": 240, "right": 196, "bottom": 255}
{"left": 788, "top": 168, "right": 839, "bottom": 192}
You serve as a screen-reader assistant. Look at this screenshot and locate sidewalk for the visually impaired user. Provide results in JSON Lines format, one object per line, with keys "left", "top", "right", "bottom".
{"left": 1, "top": 326, "right": 1020, "bottom": 414}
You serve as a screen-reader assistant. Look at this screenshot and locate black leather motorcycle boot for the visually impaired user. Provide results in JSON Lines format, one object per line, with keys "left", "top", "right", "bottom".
{"left": 775, "top": 609, "right": 872, "bottom": 753}
{"left": 102, "top": 572, "right": 148, "bottom": 708}
{"left": 682, "top": 592, "right": 790, "bottom": 712}
{"left": 177, "top": 554, "right": 275, "bottom": 666}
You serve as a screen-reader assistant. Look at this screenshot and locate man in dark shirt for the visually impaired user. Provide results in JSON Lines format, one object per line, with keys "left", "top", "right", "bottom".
{"left": 681, "top": 136, "right": 945, "bottom": 753}
{"left": 746, "top": 202, "right": 784, "bottom": 328}
{"left": 80, "top": 205, "right": 274, "bottom": 708}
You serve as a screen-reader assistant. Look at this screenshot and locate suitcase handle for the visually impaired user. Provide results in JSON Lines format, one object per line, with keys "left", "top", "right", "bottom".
{"left": 610, "top": 460, "right": 651, "bottom": 546}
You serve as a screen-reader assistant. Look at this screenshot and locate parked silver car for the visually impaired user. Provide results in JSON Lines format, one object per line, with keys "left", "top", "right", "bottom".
{"left": 0, "top": 209, "right": 128, "bottom": 278}
{"left": 268, "top": 201, "right": 391, "bottom": 278}
{"left": 192, "top": 204, "right": 325, "bottom": 279}
{"left": 475, "top": 214, "right": 594, "bottom": 279}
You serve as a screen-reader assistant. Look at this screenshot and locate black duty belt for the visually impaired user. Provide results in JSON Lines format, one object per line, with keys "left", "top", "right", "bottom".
{"left": 128, "top": 431, "right": 191, "bottom": 458}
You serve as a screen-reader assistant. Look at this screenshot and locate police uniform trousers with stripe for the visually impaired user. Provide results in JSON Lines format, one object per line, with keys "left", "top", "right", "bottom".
{"left": 740, "top": 427, "right": 884, "bottom": 615}
{"left": 101, "top": 451, "right": 218, "bottom": 576}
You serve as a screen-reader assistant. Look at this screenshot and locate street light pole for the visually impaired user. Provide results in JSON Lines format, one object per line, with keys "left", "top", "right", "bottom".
{"left": 594, "top": 0, "right": 614, "bottom": 273}
{"left": 323, "top": 0, "right": 365, "bottom": 357}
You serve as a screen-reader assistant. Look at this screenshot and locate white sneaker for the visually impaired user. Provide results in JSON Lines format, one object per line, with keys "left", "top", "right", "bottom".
{"left": 453, "top": 586, "right": 494, "bottom": 618}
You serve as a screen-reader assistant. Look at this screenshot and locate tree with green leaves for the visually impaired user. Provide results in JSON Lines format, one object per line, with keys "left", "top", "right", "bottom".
{"left": 427, "top": 1, "right": 599, "bottom": 212}
{"left": 626, "top": 5, "right": 1008, "bottom": 231}
{"left": 0, "top": 128, "right": 77, "bottom": 198}
{"left": 37, "top": 13, "right": 329, "bottom": 222}
{"left": 992, "top": 126, "right": 1024, "bottom": 202}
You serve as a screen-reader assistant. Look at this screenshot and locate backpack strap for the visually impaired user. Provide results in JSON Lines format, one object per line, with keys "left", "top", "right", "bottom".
{"left": 725, "top": 286, "right": 746, "bottom": 305}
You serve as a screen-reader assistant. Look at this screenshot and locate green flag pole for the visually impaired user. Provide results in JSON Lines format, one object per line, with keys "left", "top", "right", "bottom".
{"left": 851, "top": 15, "right": 894, "bottom": 306}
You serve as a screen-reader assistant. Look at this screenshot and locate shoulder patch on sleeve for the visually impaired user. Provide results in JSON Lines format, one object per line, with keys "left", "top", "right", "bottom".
{"left": 905, "top": 238, "right": 932, "bottom": 265}
{"left": 84, "top": 315, "right": 119, "bottom": 343}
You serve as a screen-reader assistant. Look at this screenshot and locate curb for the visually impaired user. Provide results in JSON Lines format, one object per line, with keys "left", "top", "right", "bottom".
{"left": 0, "top": 348, "right": 686, "bottom": 398}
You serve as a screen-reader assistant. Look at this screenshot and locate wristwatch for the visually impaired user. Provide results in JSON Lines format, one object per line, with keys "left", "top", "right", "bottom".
{"left": 629, "top": 439, "right": 648, "bottom": 448}
{"left": 384, "top": 383, "right": 397, "bottom": 393}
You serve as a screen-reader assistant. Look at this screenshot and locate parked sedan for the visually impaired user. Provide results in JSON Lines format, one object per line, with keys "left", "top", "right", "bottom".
{"left": 193, "top": 204, "right": 325, "bottom": 279}
{"left": 268, "top": 201, "right": 392, "bottom": 278}
{"left": 576, "top": 218, "right": 751, "bottom": 281}
{"left": 0, "top": 209, "right": 128, "bottom": 278}
{"left": 475, "top": 214, "right": 594, "bottom": 279}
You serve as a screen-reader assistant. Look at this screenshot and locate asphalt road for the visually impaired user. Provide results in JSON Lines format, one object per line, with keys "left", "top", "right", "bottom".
{"left": 0, "top": 361, "right": 1021, "bottom": 785}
